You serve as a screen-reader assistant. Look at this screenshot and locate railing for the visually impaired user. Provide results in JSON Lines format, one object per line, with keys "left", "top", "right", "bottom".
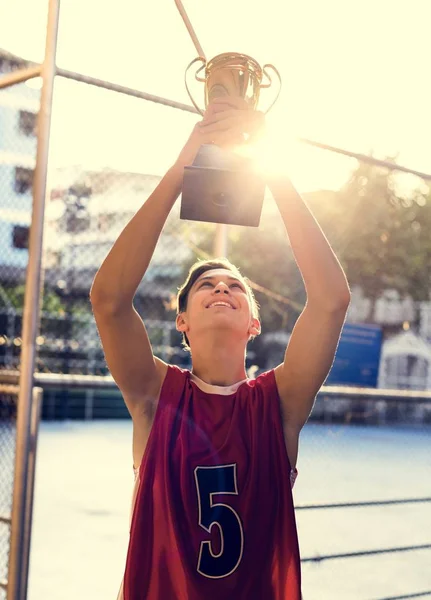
{"left": 1, "top": 370, "right": 431, "bottom": 396}
{"left": 299, "top": 496, "right": 431, "bottom": 563}
{"left": 1, "top": 370, "right": 431, "bottom": 424}
{"left": 299, "top": 494, "right": 431, "bottom": 600}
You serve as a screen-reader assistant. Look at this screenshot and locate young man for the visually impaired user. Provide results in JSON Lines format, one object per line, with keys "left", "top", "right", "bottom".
{"left": 90, "top": 97, "right": 351, "bottom": 599}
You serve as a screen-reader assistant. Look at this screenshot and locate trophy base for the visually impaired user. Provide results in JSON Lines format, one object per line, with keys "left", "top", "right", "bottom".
{"left": 180, "top": 145, "right": 265, "bottom": 227}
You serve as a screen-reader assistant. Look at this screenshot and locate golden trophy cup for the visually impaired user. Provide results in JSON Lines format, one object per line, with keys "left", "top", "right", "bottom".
{"left": 180, "top": 52, "right": 281, "bottom": 227}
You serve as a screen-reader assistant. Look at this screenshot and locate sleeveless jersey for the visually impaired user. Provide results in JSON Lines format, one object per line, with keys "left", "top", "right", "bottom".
{"left": 120, "top": 365, "right": 301, "bottom": 599}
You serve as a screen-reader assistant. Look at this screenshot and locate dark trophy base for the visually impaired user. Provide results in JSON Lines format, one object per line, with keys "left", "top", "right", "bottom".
{"left": 180, "top": 144, "right": 266, "bottom": 227}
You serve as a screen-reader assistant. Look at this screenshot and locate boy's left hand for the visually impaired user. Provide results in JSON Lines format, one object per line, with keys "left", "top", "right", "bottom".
{"left": 199, "top": 96, "right": 266, "bottom": 148}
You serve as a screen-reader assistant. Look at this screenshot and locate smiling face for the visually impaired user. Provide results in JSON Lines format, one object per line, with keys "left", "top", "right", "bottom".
{"left": 176, "top": 268, "right": 261, "bottom": 352}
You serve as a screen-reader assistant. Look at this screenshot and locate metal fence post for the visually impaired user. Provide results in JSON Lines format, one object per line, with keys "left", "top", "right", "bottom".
{"left": 19, "top": 387, "right": 43, "bottom": 600}
{"left": 7, "top": 0, "right": 60, "bottom": 598}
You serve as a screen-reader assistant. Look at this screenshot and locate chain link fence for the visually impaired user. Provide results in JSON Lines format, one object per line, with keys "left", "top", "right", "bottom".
{"left": 2, "top": 49, "right": 431, "bottom": 389}
{"left": 0, "top": 50, "right": 40, "bottom": 376}
{"left": 0, "top": 386, "right": 18, "bottom": 600}
{"left": 0, "top": 49, "right": 299, "bottom": 379}
{"left": 0, "top": 382, "right": 42, "bottom": 600}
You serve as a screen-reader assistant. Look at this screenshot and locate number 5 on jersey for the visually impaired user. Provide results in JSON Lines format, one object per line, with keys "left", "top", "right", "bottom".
{"left": 194, "top": 464, "right": 244, "bottom": 579}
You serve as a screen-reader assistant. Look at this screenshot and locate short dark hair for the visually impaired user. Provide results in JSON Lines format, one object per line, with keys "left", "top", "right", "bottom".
{"left": 177, "top": 258, "right": 260, "bottom": 352}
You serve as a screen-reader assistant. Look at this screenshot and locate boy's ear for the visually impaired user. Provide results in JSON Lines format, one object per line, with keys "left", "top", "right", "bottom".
{"left": 249, "top": 318, "right": 261, "bottom": 336}
{"left": 176, "top": 313, "right": 189, "bottom": 333}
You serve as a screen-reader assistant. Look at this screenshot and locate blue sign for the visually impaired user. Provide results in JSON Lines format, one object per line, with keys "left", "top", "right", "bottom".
{"left": 325, "top": 323, "right": 383, "bottom": 388}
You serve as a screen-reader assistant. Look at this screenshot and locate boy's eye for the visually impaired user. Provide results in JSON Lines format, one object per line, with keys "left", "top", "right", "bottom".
{"left": 197, "top": 281, "right": 244, "bottom": 290}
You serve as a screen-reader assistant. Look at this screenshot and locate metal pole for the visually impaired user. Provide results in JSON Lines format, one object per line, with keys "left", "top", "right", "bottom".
{"left": 0, "top": 66, "right": 42, "bottom": 90}
{"left": 174, "top": 0, "right": 206, "bottom": 58}
{"left": 161, "top": 0, "right": 226, "bottom": 262}
{"left": 57, "top": 67, "right": 199, "bottom": 113}
{"left": 296, "top": 137, "right": 431, "bottom": 182}
{"left": 213, "top": 223, "right": 228, "bottom": 258}
{"left": 53, "top": 68, "right": 431, "bottom": 182}
{"left": 20, "top": 388, "right": 43, "bottom": 599}
{"left": 7, "top": 0, "right": 60, "bottom": 597}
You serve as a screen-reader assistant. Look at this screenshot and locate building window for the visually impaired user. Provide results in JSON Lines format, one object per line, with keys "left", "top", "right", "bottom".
{"left": 12, "top": 225, "right": 29, "bottom": 250}
{"left": 18, "top": 110, "right": 37, "bottom": 137}
{"left": 14, "top": 167, "right": 34, "bottom": 194}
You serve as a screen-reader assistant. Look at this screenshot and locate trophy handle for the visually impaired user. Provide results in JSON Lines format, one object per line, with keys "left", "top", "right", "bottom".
{"left": 260, "top": 63, "right": 282, "bottom": 114}
{"left": 185, "top": 56, "right": 207, "bottom": 116}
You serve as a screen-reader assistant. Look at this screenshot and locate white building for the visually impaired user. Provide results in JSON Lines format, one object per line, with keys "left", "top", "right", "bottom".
{"left": 0, "top": 49, "right": 39, "bottom": 277}
{"left": 347, "top": 285, "right": 431, "bottom": 389}
{"left": 378, "top": 330, "right": 431, "bottom": 390}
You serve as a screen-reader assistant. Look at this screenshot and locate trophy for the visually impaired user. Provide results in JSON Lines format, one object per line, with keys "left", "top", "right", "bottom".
{"left": 180, "top": 52, "right": 281, "bottom": 227}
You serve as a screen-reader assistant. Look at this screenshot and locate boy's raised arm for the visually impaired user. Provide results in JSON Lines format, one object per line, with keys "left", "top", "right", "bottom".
{"left": 90, "top": 166, "right": 184, "bottom": 415}
{"left": 90, "top": 112, "right": 240, "bottom": 415}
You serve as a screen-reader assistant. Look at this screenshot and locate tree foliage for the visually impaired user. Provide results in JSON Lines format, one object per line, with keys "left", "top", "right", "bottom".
{"left": 1, "top": 285, "right": 65, "bottom": 312}
{"left": 309, "top": 161, "right": 431, "bottom": 301}
{"left": 214, "top": 161, "right": 431, "bottom": 333}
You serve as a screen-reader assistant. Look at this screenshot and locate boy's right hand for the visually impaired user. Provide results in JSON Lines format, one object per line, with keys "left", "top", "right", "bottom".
{"left": 173, "top": 102, "right": 246, "bottom": 171}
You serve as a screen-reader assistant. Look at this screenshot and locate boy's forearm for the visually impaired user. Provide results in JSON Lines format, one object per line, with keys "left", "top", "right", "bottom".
{"left": 90, "top": 165, "right": 183, "bottom": 310}
{"left": 267, "top": 174, "right": 350, "bottom": 309}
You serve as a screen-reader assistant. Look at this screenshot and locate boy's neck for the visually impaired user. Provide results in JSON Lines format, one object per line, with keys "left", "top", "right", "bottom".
{"left": 190, "top": 340, "right": 247, "bottom": 387}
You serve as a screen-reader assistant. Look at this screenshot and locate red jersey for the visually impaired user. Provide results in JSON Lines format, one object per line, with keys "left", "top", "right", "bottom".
{"left": 122, "top": 365, "right": 301, "bottom": 599}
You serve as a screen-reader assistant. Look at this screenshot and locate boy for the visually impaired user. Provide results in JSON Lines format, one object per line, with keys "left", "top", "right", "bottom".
{"left": 90, "top": 97, "right": 351, "bottom": 599}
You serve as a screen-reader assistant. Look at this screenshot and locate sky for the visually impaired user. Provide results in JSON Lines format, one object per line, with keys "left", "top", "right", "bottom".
{"left": 1, "top": 0, "right": 430, "bottom": 192}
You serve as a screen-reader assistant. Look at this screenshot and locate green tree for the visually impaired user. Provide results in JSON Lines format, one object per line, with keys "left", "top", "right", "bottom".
{"left": 164, "top": 160, "right": 431, "bottom": 345}
{"left": 1, "top": 285, "right": 66, "bottom": 312}
{"left": 308, "top": 161, "right": 431, "bottom": 301}
{"left": 193, "top": 161, "right": 430, "bottom": 329}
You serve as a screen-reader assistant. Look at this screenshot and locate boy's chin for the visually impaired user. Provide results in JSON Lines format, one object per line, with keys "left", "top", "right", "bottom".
{"left": 198, "top": 326, "right": 248, "bottom": 341}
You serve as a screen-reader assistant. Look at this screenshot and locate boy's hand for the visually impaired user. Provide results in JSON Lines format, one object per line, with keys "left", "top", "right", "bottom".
{"left": 173, "top": 96, "right": 266, "bottom": 170}
{"left": 200, "top": 97, "right": 265, "bottom": 142}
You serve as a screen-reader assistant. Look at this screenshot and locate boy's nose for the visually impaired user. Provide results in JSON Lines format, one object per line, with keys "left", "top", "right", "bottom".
{"left": 214, "top": 283, "right": 229, "bottom": 293}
